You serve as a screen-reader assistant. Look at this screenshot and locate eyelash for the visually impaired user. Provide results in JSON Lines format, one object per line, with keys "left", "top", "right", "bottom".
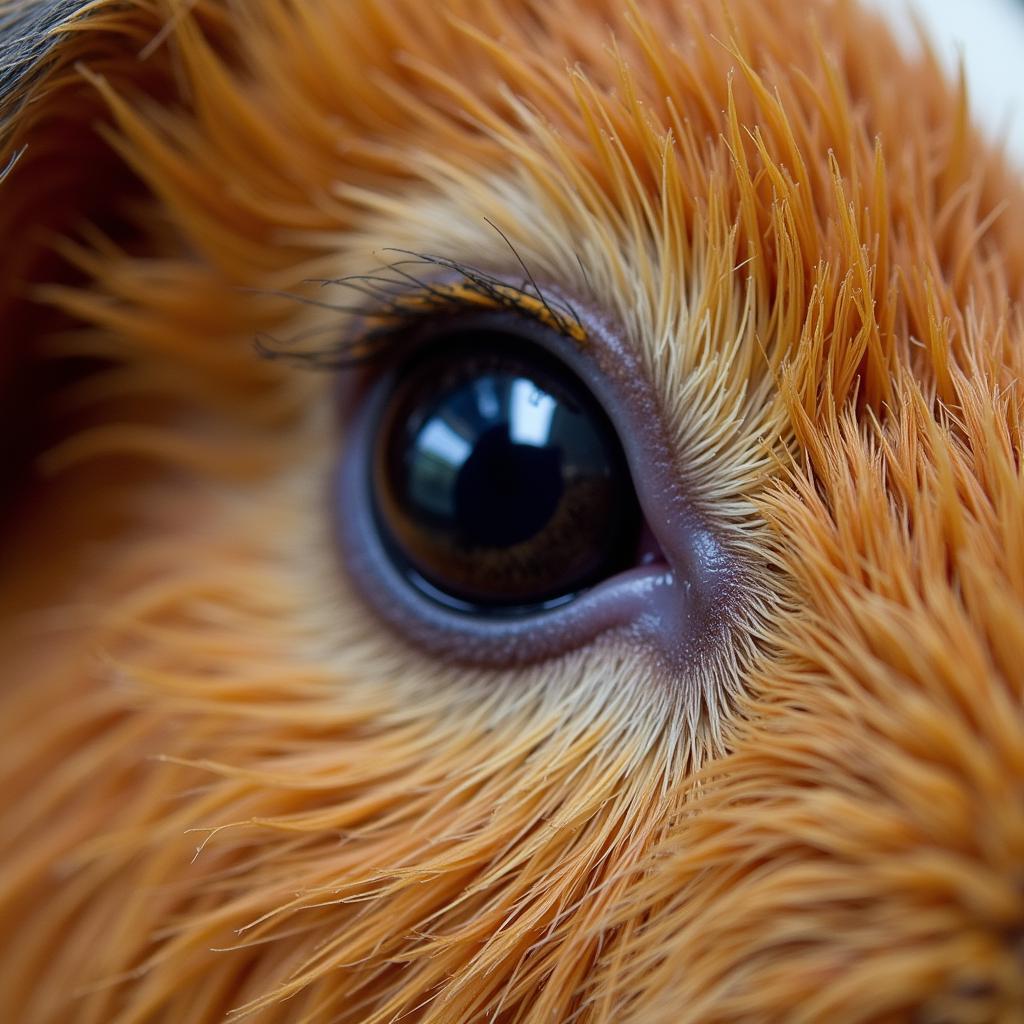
{"left": 253, "top": 250, "right": 588, "bottom": 372}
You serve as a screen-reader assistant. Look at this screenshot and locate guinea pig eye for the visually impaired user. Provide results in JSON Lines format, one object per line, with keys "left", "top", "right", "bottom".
{"left": 335, "top": 298, "right": 730, "bottom": 669}
{"left": 370, "top": 333, "right": 641, "bottom": 613}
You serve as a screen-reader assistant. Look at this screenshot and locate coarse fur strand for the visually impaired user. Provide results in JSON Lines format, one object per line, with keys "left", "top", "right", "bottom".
{"left": 1, "top": 0, "right": 1023, "bottom": 1021}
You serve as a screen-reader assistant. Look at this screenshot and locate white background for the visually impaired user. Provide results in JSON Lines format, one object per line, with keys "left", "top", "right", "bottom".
{"left": 864, "top": 0, "right": 1024, "bottom": 166}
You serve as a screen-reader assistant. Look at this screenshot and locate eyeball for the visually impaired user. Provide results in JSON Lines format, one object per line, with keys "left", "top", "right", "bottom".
{"left": 335, "top": 303, "right": 736, "bottom": 669}
{"left": 370, "top": 332, "right": 641, "bottom": 613}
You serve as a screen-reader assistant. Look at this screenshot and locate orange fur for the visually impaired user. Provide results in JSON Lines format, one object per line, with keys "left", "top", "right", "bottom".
{"left": 1, "top": 0, "right": 1023, "bottom": 1020}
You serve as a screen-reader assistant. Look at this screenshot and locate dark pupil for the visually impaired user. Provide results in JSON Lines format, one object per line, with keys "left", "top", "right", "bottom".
{"left": 372, "top": 332, "right": 640, "bottom": 611}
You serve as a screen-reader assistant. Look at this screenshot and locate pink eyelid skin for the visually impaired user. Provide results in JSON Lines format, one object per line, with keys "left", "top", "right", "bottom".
{"left": 333, "top": 289, "right": 741, "bottom": 671}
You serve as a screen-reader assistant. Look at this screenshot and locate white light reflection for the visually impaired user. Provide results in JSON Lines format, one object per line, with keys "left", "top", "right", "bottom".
{"left": 508, "top": 379, "right": 557, "bottom": 447}
{"left": 417, "top": 419, "right": 472, "bottom": 466}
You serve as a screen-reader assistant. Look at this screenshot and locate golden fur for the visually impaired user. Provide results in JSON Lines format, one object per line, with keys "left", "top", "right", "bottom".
{"left": 1, "top": 0, "right": 1023, "bottom": 1020}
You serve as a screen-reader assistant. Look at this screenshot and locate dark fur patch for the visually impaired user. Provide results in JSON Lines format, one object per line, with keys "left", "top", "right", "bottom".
{"left": 1, "top": 1, "right": 90, "bottom": 137}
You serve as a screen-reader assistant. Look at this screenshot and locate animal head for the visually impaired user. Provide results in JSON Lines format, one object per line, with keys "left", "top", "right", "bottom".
{"left": 2, "top": 1, "right": 1023, "bottom": 1020}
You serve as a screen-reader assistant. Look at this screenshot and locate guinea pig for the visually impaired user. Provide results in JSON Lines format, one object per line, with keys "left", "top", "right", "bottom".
{"left": 1, "top": 1, "right": 1023, "bottom": 1021}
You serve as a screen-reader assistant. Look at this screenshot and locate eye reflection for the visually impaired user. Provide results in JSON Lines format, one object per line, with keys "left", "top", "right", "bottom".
{"left": 507, "top": 379, "right": 557, "bottom": 445}
{"left": 371, "top": 331, "right": 642, "bottom": 611}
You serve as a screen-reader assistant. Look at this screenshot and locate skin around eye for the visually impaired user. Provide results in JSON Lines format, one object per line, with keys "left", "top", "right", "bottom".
{"left": 334, "top": 301, "right": 740, "bottom": 670}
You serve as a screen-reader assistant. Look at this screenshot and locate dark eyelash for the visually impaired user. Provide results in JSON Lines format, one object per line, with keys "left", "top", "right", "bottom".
{"left": 252, "top": 249, "right": 587, "bottom": 372}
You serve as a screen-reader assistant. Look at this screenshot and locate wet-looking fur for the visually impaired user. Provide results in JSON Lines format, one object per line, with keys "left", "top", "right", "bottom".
{"left": 1, "top": 0, "right": 1024, "bottom": 1021}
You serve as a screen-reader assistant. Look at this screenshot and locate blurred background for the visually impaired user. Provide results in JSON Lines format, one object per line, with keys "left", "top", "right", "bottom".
{"left": 864, "top": 0, "right": 1024, "bottom": 166}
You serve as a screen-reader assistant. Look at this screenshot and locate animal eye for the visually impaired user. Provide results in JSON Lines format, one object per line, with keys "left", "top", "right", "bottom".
{"left": 370, "top": 331, "right": 642, "bottom": 613}
{"left": 334, "top": 297, "right": 731, "bottom": 669}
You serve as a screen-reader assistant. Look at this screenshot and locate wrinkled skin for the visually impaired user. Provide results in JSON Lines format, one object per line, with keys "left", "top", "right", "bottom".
{"left": 1, "top": 1, "right": 1023, "bottom": 1021}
